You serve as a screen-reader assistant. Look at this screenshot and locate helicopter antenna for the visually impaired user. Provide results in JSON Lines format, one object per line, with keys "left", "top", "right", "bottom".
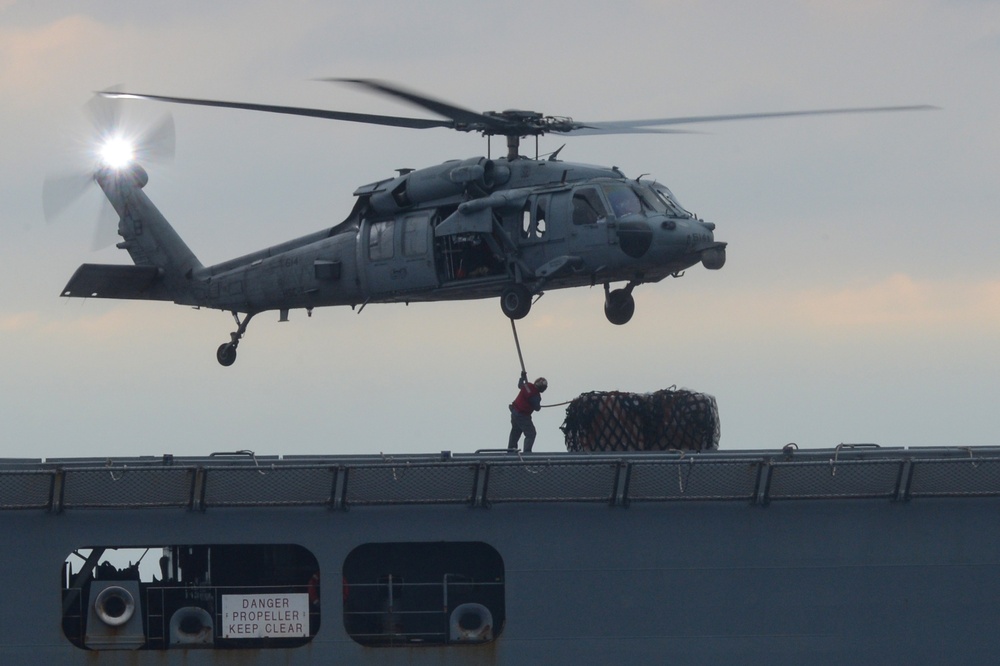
{"left": 547, "top": 144, "right": 567, "bottom": 161}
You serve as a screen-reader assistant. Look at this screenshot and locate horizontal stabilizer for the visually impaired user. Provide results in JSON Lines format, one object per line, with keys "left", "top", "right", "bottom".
{"left": 61, "top": 264, "right": 162, "bottom": 299}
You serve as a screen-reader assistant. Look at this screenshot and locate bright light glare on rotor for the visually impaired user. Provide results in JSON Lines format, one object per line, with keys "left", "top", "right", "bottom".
{"left": 99, "top": 136, "right": 135, "bottom": 169}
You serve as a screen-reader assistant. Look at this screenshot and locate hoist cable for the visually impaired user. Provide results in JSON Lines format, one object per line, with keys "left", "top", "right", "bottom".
{"left": 510, "top": 318, "right": 527, "bottom": 376}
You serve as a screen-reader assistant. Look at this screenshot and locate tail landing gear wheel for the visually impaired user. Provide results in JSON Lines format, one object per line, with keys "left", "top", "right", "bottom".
{"left": 500, "top": 285, "right": 532, "bottom": 320}
{"left": 604, "top": 288, "right": 635, "bottom": 325}
{"left": 217, "top": 343, "right": 237, "bottom": 367}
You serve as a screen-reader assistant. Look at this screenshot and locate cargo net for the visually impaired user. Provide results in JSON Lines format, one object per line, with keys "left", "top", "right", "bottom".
{"left": 561, "top": 388, "right": 721, "bottom": 453}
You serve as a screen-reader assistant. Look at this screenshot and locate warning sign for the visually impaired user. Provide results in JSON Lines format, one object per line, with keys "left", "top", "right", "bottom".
{"left": 221, "top": 593, "right": 309, "bottom": 639}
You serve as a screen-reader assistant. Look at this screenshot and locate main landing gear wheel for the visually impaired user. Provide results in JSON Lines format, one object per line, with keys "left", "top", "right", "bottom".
{"left": 604, "top": 288, "right": 635, "bottom": 325}
{"left": 217, "top": 343, "right": 237, "bottom": 367}
{"left": 216, "top": 311, "right": 256, "bottom": 367}
{"left": 500, "top": 285, "right": 532, "bottom": 320}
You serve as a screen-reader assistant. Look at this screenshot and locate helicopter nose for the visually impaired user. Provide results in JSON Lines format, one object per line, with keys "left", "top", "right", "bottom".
{"left": 616, "top": 221, "right": 654, "bottom": 258}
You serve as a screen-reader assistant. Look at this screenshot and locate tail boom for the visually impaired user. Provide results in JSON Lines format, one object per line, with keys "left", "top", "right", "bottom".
{"left": 61, "top": 164, "right": 202, "bottom": 304}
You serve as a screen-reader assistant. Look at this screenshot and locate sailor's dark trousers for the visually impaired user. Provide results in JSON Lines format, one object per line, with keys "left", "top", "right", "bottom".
{"left": 508, "top": 409, "right": 536, "bottom": 452}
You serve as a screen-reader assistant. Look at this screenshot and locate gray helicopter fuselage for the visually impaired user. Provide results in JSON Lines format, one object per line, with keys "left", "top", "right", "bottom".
{"left": 60, "top": 154, "right": 724, "bottom": 365}
{"left": 175, "top": 156, "right": 723, "bottom": 314}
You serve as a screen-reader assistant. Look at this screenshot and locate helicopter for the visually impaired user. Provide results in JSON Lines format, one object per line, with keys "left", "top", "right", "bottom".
{"left": 50, "top": 79, "right": 932, "bottom": 366}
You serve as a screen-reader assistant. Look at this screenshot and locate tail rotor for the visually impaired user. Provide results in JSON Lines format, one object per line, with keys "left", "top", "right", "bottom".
{"left": 43, "top": 90, "right": 175, "bottom": 249}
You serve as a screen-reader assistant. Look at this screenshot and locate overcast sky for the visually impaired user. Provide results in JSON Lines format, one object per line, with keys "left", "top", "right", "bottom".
{"left": 2, "top": 1, "right": 998, "bottom": 459}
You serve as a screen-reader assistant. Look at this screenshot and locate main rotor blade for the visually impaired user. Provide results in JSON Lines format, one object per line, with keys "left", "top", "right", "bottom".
{"left": 566, "top": 127, "right": 699, "bottom": 137}
{"left": 99, "top": 90, "right": 454, "bottom": 130}
{"left": 323, "top": 78, "right": 508, "bottom": 130}
{"left": 579, "top": 105, "right": 938, "bottom": 132}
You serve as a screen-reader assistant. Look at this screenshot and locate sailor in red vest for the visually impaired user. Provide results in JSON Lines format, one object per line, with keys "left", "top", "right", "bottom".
{"left": 508, "top": 371, "right": 548, "bottom": 452}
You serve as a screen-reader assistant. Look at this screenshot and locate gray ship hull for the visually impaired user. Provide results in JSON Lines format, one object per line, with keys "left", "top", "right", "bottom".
{"left": 1, "top": 447, "right": 997, "bottom": 663}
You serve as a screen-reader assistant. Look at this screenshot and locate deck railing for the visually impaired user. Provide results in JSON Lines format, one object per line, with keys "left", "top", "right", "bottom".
{"left": 3, "top": 447, "right": 1000, "bottom": 511}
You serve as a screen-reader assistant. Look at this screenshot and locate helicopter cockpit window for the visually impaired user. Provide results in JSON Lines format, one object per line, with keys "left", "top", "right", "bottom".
{"left": 369, "top": 221, "right": 395, "bottom": 261}
{"left": 646, "top": 183, "right": 693, "bottom": 218}
{"left": 572, "top": 189, "right": 608, "bottom": 225}
{"left": 600, "top": 183, "right": 643, "bottom": 218}
{"left": 637, "top": 186, "right": 667, "bottom": 214}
